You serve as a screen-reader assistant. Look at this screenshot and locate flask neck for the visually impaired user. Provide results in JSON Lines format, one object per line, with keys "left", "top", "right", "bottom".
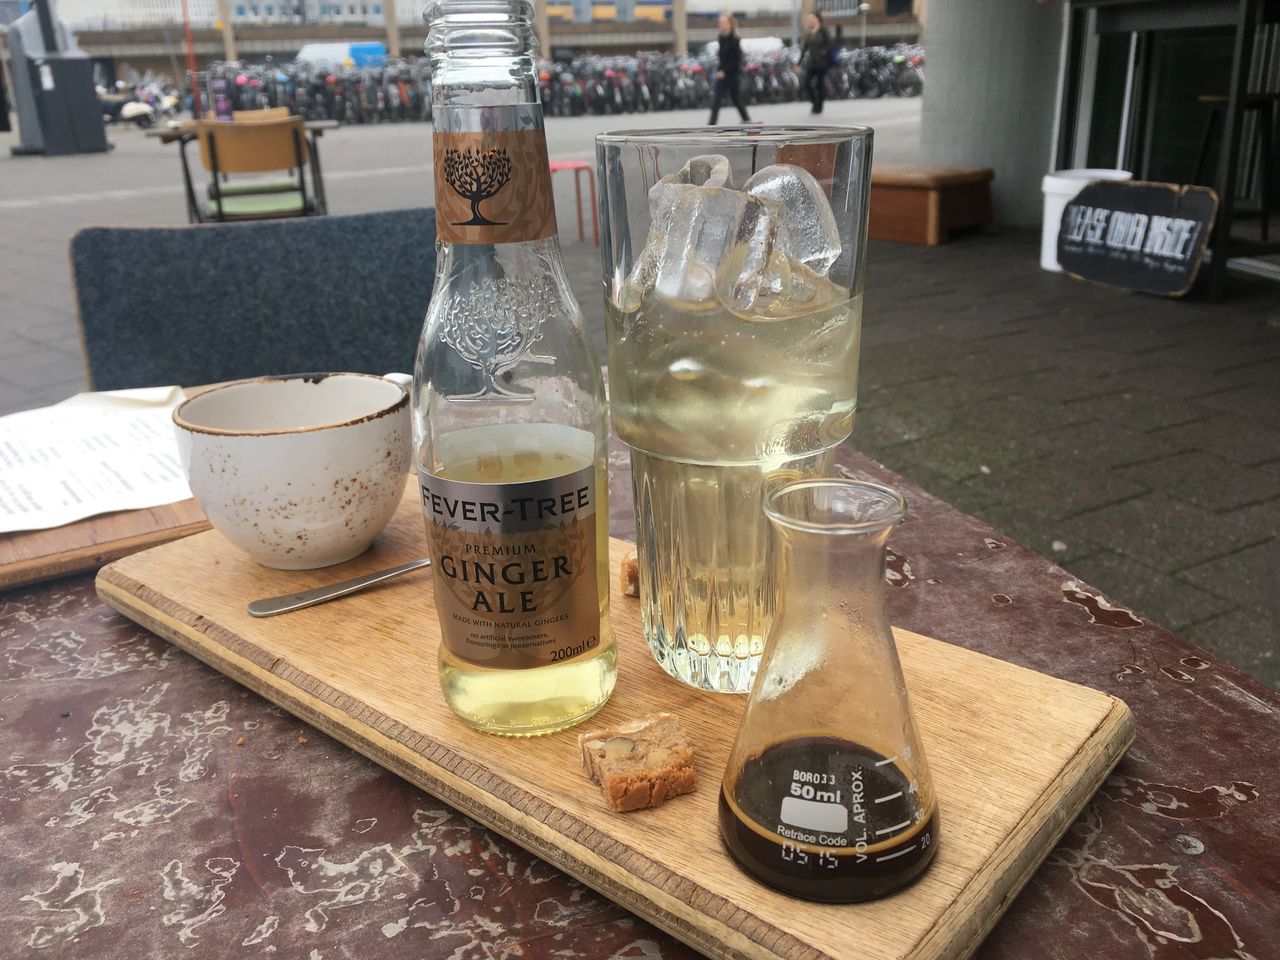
{"left": 775, "top": 524, "right": 894, "bottom": 636}
{"left": 764, "top": 480, "right": 905, "bottom": 646}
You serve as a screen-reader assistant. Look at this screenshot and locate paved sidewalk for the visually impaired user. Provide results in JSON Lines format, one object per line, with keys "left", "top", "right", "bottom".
{"left": 1, "top": 107, "right": 1277, "bottom": 688}
{"left": 853, "top": 234, "right": 1280, "bottom": 686}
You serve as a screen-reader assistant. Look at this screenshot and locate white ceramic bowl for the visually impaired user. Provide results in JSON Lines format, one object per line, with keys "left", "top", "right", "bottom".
{"left": 174, "top": 373, "right": 411, "bottom": 570}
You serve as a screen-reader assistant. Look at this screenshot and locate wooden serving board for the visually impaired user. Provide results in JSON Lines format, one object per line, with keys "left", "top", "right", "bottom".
{"left": 0, "top": 500, "right": 208, "bottom": 591}
{"left": 97, "top": 482, "right": 1133, "bottom": 960}
{"left": 0, "top": 384, "right": 224, "bottom": 592}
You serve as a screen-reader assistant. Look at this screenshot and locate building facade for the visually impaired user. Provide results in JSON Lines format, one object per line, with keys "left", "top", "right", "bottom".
{"left": 44, "top": 0, "right": 912, "bottom": 29}
{"left": 6, "top": 0, "right": 918, "bottom": 81}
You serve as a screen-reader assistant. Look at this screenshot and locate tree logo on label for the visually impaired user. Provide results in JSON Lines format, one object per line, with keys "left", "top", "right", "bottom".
{"left": 443, "top": 148, "right": 512, "bottom": 226}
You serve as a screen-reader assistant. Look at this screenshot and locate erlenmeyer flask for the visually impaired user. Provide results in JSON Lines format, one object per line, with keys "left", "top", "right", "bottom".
{"left": 719, "top": 480, "right": 939, "bottom": 903}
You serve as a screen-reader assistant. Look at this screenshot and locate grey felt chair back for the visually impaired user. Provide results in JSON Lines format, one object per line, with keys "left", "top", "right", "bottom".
{"left": 71, "top": 209, "right": 436, "bottom": 390}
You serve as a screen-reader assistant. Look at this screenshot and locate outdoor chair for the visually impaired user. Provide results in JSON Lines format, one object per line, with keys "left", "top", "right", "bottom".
{"left": 203, "top": 107, "right": 292, "bottom": 122}
{"left": 869, "top": 164, "right": 996, "bottom": 245}
{"left": 69, "top": 208, "right": 436, "bottom": 391}
{"left": 203, "top": 109, "right": 326, "bottom": 207}
{"left": 180, "top": 116, "right": 326, "bottom": 223}
{"left": 549, "top": 160, "right": 599, "bottom": 245}
{"left": 232, "top": 107, "right": 292, "bottom": 122}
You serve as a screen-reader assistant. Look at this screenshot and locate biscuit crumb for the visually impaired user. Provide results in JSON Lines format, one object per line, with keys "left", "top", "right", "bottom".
{"left": 579, "top": 713, "right": 695, "bottom": 812}
{"left": 620, "top": 553, "right": 640, "bottom": 598}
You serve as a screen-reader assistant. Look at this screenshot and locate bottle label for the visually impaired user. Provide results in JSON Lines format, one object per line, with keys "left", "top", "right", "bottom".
{"left": 419, "top": 463, "right": 600, "bottom": 669}
{"left": 433, "top": 105, "right": 557, "bottom": 245}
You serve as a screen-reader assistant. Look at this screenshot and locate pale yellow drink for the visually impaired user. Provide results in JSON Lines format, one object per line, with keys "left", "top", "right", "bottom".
{"left": 607, "top": 283, "right": 860, "bottom": 693}
{"left": 429, "top": 423, "right": 616, "bottom": 736}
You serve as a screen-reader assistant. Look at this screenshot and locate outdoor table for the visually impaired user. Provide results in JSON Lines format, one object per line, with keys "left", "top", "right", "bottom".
{"left": 146, "top": 118, "right": 340, "bottom": 146}
{"left": 2, "top": 443, "right": 1277, "bottom": 958}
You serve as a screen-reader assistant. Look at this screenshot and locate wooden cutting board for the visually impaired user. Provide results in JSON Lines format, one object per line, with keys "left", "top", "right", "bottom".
{"left": 0, "top": 500, "right": 208, "bottom": 591}
{"left": 96, "top": 482, "right": 1133, "bottom": 960}
{"left": 0, "top": 384, "right": 222, "bottom": 591}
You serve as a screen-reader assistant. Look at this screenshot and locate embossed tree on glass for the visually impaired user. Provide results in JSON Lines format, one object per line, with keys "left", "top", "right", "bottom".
{"left": 413, "top": 0, "right": 615, "bottom": 736}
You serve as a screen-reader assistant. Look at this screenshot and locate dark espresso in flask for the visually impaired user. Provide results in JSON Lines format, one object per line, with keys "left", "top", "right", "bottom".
{"left": 718, "top": 736, "right": 938, "bottom": 903}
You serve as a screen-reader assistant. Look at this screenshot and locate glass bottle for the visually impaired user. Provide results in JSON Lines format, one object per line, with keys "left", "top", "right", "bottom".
{"left": 413, "top": 0, "right": 615, "bottom": 736}
{"left": 719, "top": 480, "right": 939, "bottom": 902}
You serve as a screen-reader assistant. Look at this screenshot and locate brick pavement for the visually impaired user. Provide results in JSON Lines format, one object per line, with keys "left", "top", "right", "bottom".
{"left": 1, "top": 114, "right": 1277, "bottom": 688}
{"left": 853, "top": 235, "right": 1280, "bottom": 687}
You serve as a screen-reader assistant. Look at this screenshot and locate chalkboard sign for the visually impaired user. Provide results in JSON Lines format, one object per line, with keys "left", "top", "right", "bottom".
{"left": 1057, "top": 180, "right": 1218, "bottom": 297}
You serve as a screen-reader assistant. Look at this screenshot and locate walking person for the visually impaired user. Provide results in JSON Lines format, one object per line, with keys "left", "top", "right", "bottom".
{"left": 801, "top": 12, "right": 832, "bottom": 115}
{"left": 0, "top": 58, "right": 11, "bottom": 133}
{"left": 708, "top": 12, "right": 750, "bottom": 125}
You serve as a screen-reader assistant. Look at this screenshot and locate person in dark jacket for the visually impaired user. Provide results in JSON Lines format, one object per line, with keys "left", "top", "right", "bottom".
{"left": 800, "top": 12, "right": 832, "bottom": 115}
{"left": 709, "top": 12, "right": 750, "bottom": 125}
{"left": 0, "top": 60, "right": 11, "bottom": 133}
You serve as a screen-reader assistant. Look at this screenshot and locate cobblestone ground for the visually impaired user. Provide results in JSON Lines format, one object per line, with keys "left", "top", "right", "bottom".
{"left": 852, "top": 236, "right": 1280, "bottom": 688}
{"left": 1, "top": 99, "right": 1277, "bottom": 687}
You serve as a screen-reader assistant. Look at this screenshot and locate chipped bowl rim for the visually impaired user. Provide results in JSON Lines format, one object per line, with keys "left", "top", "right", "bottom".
{"left": 173, "top": 372, "right": 409, "bottom": 438}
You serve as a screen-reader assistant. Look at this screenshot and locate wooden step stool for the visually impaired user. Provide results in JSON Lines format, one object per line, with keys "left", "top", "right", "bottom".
{"left": 870, "top": 164, "right": 996, "bottom": 245}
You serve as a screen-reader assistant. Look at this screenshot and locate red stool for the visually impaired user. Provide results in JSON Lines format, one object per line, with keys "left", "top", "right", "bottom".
{"left": 549, "top": 160, "right": 599, "bottom": 245}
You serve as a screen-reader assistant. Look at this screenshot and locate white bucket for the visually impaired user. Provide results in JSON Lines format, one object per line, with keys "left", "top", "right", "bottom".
{"left": 1041, "top": 168, "right": 1133, "bottom": 272}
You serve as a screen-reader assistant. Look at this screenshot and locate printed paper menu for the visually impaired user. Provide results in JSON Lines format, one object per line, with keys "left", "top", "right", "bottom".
{"left": 0, "top": 387, "right": 192, "bottom": 534}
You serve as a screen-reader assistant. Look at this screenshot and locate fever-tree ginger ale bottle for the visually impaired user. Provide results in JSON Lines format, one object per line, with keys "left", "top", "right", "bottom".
{"left": 413, "top": 0, "right": 615, "bottom": 736}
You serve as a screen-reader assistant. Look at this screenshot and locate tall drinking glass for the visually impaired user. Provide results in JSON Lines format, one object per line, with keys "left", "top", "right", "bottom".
{"left": 597, "top": 126, "right": 872, "bottom": 693}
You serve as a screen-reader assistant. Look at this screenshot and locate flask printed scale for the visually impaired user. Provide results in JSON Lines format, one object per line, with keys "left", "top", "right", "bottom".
{"left": 719, "top": 736, "right": 938, "bottom": 902}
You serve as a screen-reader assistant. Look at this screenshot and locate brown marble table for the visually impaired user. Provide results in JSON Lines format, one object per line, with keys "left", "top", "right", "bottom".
{"left": 2, "top": 446, "right": 1277, "bottom": 959}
